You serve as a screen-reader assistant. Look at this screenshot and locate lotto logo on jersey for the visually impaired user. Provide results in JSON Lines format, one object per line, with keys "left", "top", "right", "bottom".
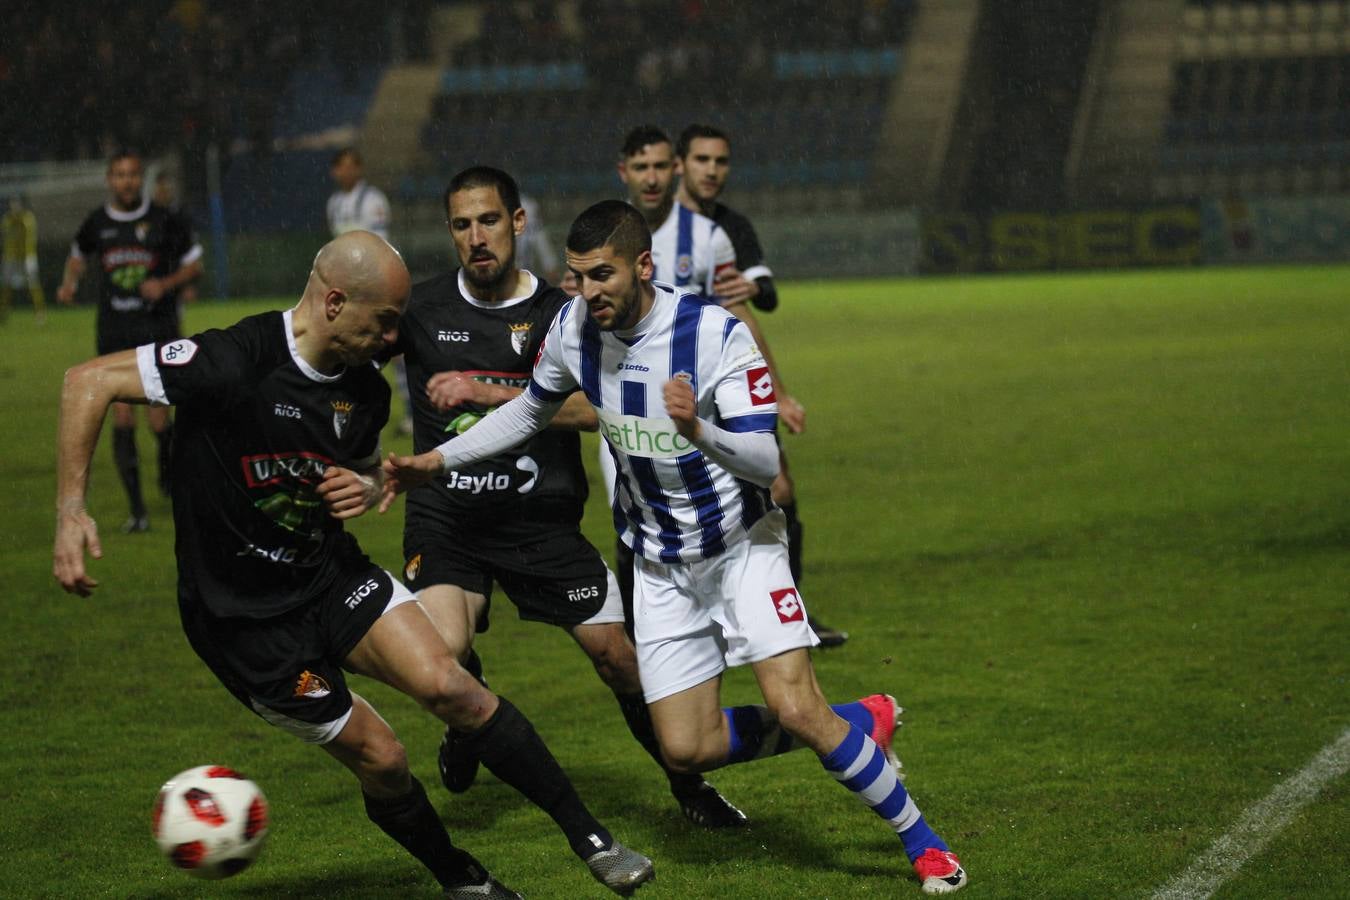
{"left": 159, "top": 339, "right": 198, "bottom": 366}
{"left": 771, "top": 588, "right": 804, "bottom": 624}
{"left": 746, "top": 366, "right": 775, "bottom": 405}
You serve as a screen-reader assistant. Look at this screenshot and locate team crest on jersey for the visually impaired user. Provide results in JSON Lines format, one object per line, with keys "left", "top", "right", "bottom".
{"left": 294, "top": 670, "right": 332, "bottom": 699}
{"left": 135, "top": 222, "right": 150, "bottom": 242}
{"left": 770, "top": 588, "right": 804, "bottom": 624}
{"left": 675, "top": 253, "right": 693, "bottom": 280}
{"left": 672, "top": 370, "right": 693, "bottom": 384}
{"left": 509, "top": 322, "right": 531, "bottom": 355}
{"left": 330, "top": 400, "right": 353, "bottom": 439}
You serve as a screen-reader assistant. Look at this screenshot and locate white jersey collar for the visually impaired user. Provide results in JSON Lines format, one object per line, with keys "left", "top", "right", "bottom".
{"left": 456, "top": 268, "right": 537, "bottom": 309}
{"left": 284, "top": 308, "right": 344, "bottom": 383}
{"left": 105, "top": 197, "right": 151, "bottom": 222}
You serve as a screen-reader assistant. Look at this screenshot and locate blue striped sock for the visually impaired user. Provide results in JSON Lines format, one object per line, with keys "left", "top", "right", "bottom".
{"left": 820, "top": 724, "right": 948, "bottom": 863}
{"left": 723, "top": 701, "right": 881, "bottom": 765}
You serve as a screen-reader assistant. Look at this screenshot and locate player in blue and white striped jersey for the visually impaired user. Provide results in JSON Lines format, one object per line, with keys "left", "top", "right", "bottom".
{"left": 382, "top": 201, "right": 968, "bottom": 894}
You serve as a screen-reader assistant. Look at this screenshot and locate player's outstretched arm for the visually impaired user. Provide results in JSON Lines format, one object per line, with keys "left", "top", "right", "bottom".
{"left": 427, "top": 371, "right": 596, "bottom": 431}
{"left": 53, "top": 350, "right": 151, "bottom": 595}
{"left": 378, "top": 449, "right": 445, "bottom": 512}
{"left": 379, "top": 389, "right": 563, "bottom": 512}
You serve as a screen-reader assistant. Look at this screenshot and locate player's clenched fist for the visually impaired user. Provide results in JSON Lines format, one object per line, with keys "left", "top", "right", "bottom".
{"left": 663, "top": 379, "right": 701, "bottom": 441}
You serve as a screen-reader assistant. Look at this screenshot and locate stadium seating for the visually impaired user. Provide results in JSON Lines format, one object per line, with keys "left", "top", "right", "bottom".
{"left": 1160, "top": 1, "right": 1349, "bottom": 192}
{"left": 406, "top": 1, "right": 919, "bottom": 209}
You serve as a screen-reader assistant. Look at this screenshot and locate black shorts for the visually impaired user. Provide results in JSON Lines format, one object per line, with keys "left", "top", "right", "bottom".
{"left": 403, "top": 505, "right": 615, "bottom": 629}
{"left": 97, "top": 316, "right": 180, "bottom": 355}
{"left": 178, "top": 567, "right": 407, "bottom": 742}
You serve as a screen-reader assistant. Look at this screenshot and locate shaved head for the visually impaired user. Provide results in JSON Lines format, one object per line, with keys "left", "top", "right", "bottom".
{"left": 310, "top": 230, "right": 410, "bottom": 306}
{"left": 299, "top": 230, "right": 409, "bottom": 369}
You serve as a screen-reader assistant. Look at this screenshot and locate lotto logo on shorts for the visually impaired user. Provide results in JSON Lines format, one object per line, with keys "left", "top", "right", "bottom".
{"left": 746, "top": 367, "right": 775, "bottom": 405}
{"left": 770, "top": 587, "right": 804, "bottom": 624}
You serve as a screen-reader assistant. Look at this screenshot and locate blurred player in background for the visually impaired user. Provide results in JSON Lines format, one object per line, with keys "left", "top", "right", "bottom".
{"left": 391, "top": 165, "right": 744, "bottom": 831}
{"left": 327, "top": 146, "right": 415, "bottom": 434}
{"left": 53, "top": 231, "right": 651, "bottom": 900}
{"left": 327, "top": 147, "right": 391, "bottom": 239}
{"left": 152, "top": 171, "right": 200, "bottom": 306}
{"left": 382, "top": 201, "right": 968, "bottom": 895}
{"left": 674, "top": 123, "right": 846, "bottom": 647}
{"left": 57, "top": 150, "right": 203, "bottom": 533}
{"left": 1, "top": 194, "right": 47, "bottom": 322}
{"left": 514, "top": 191, "right": 561, "bottom": 283}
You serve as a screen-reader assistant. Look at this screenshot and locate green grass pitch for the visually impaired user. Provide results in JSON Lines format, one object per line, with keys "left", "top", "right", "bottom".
{"left": 1, "top": 264, "right": 1347, "bottom": 898}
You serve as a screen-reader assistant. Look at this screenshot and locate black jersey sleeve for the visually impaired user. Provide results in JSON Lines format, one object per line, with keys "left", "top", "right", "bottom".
{"left": 163, "top": 210, "right": 198, "bottom": 265}
{"left": 716, "top": 206, "right": 778, "bottom": 311}
{"left": 144, "top": 321, "right": 263, "bottom": 409}
{"left": 73, "top": 212, "right": 99, "bottom": 257}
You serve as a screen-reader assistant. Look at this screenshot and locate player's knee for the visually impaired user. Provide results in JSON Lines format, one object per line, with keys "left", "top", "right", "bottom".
{"left": 353, "top": 733, "right": 409, "bottom": 792}
{"left": 764, "top": 695, "right": 818, "bottom": 741}
{"left": 590, "top": 642, "right": 640, "bottom": 693}
{"left": 658, "top": 741, "right": 705, "bottom": 774}
{"left": 656, "top": 730, "right": 719, "bottom": 773}
{"left": 418, "top": 662, "right": 495, "bottom": 731}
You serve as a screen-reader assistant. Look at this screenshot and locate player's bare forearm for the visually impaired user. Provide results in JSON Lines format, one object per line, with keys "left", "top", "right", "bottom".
{"left": 552, "top": 391, "right": 598, "bottom": 431}
{"left": 54, "top": 350, "right": 149, "bottom": 594}
{"left": 318, "top": 464, "right": 385, "bottom": 520}
{"left": 57, "top": 256, "right": 85, "bottom": 304}
{"left": 427, "top": 370, "right": 513, "bottom": 411}
{"left": 428, "top": 371, "right": 595, "bottom": 431}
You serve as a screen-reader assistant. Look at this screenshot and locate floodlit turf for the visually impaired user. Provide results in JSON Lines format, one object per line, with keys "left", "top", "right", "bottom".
{"left": 2, "top": 264, "right": 1347, "bottom": 898}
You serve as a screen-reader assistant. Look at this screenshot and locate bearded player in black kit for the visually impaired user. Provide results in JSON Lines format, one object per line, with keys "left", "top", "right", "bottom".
{"left": 57, "top": 150, "right": 204, "bottom": 534}
{"left": 53, "top": 231, "right": 653, "bottom": 899}
{"left": 388, "top": 166, "right": 745, "bottom": 830}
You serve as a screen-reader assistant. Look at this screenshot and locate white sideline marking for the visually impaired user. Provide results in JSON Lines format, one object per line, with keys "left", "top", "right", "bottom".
{"left": 1150, "top": 726, "right": 1350, "bottom": 900}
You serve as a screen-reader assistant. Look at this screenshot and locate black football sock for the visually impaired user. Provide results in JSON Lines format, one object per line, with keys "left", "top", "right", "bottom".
{"left": 782, "top": 501, "right": 804, "bottom": 584}
{"left": 363, "top": 776, "right": 488, "bottom": 888}
{"left": 154, "top": 423, "right": 174, "bottom": 496}
{"left": 459, "top": 696, "right": 613, "bottom": 859}
{"left": 112, "top": 426, "right": 146, "bottom": 518}
{"left": 616, "top": 691, "right": 702, "bottom": 793}
{"left": 463, "top": 647, "right": 487, "bottom": 686}
{"left": 616, "top": 539, "right": 636, "bottom": 641}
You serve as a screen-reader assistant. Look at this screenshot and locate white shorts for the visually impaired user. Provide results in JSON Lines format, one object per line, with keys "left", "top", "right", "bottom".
{"left": 632, "top": 509, "right": 820, "bottom": 703}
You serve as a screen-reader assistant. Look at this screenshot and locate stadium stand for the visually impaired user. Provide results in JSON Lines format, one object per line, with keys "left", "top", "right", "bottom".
{"left": 409, "top": 0, "right": 917, "bottom": 208}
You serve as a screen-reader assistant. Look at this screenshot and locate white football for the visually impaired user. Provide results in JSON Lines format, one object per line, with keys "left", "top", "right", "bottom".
{"left": 153, "top": 765, "right": 269, "bottom": 879}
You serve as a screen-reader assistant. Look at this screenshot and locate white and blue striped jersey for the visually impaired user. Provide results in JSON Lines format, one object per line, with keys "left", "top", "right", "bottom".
{"left": 529, "top": 282, "right": 778, "bottom": 563}
{"left": 650, "top": 202, "right": 737, "bottom": 298}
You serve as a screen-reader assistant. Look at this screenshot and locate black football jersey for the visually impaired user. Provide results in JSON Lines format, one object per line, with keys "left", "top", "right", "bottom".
{"left": 74, "top": 200, "right": 198, "bottom": 333}
{"left": 141, "top": 310, "right": 390, "bottom": 618}
{"left": 394, "top": 270, "right": 587, "bottom": 524}
{"left": 710, "top": 202, "right": 778, "bottom": 312}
